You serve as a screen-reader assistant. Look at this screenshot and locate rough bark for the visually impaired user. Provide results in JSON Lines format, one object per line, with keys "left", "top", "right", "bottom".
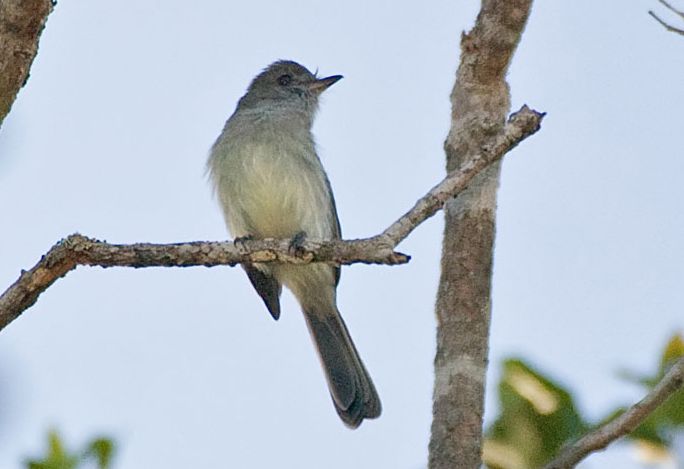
{"left": 0, "top": 107, "right": 543, "bottom": 333}
{"left": 0, "top": 0, "right": 54, "bottom": 130}
{"left": 429, "top": 2, "right": 534, "bottom": 468}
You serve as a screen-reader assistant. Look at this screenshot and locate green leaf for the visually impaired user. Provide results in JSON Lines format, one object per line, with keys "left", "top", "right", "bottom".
{"left": 484, "top": 359, "right": 588, "bottom": 469}
{"left": 84, "top": 438, "right": 115, "bottom": 469}
{"left": 599, "top": 333, "right": 684, "bottom": 456}
{"left": 660, "top": 334, "right": 684, "bottom": 374}
{"left": 24, "top": 430, "right": 116, "bottom": 469}
{"left": 620, "top": 333, "right": 684, "bottom": 388}
{"left": 485, "top": 334, "right": 684, "bottom": 468}
{"left": 24, "top": 430, "right": 79, "bottom": 469}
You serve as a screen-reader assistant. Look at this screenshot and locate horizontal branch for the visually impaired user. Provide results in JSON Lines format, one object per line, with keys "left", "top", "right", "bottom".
{"left": 543, "top": 356, "right": 684, "bottom": 469}
{"left": 0, "top": 235, "right": 408, "bottom": 331}
{"left": 0, "top": 105, "right": 544, "bottom": 332}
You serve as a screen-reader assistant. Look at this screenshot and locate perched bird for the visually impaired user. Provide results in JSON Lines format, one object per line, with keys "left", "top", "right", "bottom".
{"left": 207, "top": 60, "right": 381, "bottom": 428}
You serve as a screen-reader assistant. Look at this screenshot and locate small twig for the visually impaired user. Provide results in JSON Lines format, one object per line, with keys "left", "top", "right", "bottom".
{"left": 543, "top": 356, "right": 684, "bottom": 469}
{"left": 649, "top": 10, "right": 684, "bottom": 35}
{"left": 649, "top": 0, "right": 684, "bottom": 35}
{"left": 0, "top": 105, "right": 543, "bottom": 332}
{"left": 659, "top": 0, "right": 684, "bottom": 20}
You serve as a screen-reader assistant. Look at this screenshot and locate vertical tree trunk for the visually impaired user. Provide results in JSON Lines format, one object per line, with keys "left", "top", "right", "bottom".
{"left": 429, "top": 2, "right": 534, "bottom": 468}
{"left": 0, "top": 0, "right": 53, "bottom": 130}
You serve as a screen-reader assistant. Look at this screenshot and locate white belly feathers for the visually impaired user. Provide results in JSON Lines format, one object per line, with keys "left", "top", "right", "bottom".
{"left": 216, "top": 140, "right": 333, "bottom": 241}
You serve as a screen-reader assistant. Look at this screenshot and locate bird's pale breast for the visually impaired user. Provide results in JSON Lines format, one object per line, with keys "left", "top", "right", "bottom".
{"left": 211, "top": 131, "right": 333, "bottom": 241}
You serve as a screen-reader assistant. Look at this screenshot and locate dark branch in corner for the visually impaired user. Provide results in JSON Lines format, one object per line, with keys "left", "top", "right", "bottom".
{"left": 649, "top": 0, "right": 684, "bottom": 35}
{"left": 659, "top": 0, "right": 684, "bottom": 19}
{"left": 0, "top": 106, "right": 544, "bottom": 332}
{"left": 544, "top": 356, "right": 684, "bottom": 469}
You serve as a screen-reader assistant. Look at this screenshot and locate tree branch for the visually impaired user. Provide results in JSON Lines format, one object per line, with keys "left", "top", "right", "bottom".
{"left": 543, "top": 356, "right": 684, "bottom": 469}
{"left": 649, "top": 0, "right": 684, "bottom": 35}
{"left": 0, "top": 0, "right": 54, "bottom": 130}
{"left": 659, "top": 0, "right": 684, "bottom": 20}
{"left": 0, "top": 105, "right": 543, "bottom": 333}
{"left": 382, "top": 106, "right": 544, "bottom": 245}
{"left": 649, "top": 11, "right": 684, "bottom": 35}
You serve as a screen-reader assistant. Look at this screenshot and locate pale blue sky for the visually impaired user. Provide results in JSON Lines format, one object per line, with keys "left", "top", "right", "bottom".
{"left": 1, "top": 1, "right": 683, "bottom": 468}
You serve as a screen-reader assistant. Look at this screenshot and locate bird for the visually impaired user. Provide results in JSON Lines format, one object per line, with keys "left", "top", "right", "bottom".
{"left": 207, "top": 60, "right": 381, "bottom": 428}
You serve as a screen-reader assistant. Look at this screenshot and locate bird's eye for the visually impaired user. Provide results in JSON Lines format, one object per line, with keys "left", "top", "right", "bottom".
{"left": 277, "top": 74, "right": 292, "bottom": 86}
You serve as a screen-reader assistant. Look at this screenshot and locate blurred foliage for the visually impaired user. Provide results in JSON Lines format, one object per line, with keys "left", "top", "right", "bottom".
{"left": 483, "top": 359, "right": 588, "bottom": 469}
{"left": 608, "top": 334, "right": 684, "bottom": 450}
{"left": 25, "top": 429, "right": 115, "bottom": 469}
{"left": 19, "top": 337, "right": 682, "bottom": 469}
{"left": 483, "top": 333, "right": 684, "bottom": 469}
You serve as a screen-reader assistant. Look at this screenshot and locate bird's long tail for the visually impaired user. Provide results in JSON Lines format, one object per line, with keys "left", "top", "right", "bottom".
{"left": 303, "top": 307, "right": 381, "bottom": 428}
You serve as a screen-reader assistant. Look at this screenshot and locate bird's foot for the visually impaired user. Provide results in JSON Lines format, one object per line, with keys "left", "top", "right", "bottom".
{"left": 233, "top": 235, "right": 254, "bottom": 252}
{"left": 288, "top": 231, "right": 308, "bottom": 257}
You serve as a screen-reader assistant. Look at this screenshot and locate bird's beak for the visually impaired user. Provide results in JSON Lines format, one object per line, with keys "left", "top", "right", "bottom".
{"left": 308, "top": 75, "right": 343, "bottom": 94}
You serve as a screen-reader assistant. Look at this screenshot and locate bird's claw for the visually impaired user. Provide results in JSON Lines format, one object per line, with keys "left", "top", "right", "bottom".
{"left": 234, "top": 235, "right": 254, "bottom": 252}
{"left": 288, "top": 231, "right": 308, "bottom": 257}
